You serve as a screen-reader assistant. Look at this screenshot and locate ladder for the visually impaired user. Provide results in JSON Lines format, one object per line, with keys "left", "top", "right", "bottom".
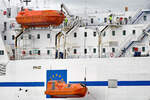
{"left": 118, "top": 25, "right": 150, "bottom": 57}
{"left": 0, "top": 64, "right": 6, "bottom": 76}
{"left": 131, "top": 10, "right": 144, "bottom": 24}
{"left": 55, "top": 17, "right": 80, "bottom": 59}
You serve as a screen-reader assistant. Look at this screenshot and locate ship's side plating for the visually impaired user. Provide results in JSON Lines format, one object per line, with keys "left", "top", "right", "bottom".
{"left": 0, "top": 58, "right": 150, "bottom": 100}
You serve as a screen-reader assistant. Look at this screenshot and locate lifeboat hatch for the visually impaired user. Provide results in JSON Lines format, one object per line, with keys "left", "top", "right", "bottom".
{"left": 45, "top": 80, "right": 88, "bottom": 98}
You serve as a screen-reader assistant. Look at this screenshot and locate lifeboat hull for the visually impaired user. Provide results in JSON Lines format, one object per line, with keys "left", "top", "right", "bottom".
{"left": 45, "top": 87, "right": 87, "bottom": 98}
{"left": 45, "top": 81, "right": 87, "bottom": 98}
{"left": 16, "top": 9, "right": 65, "bottom": 28}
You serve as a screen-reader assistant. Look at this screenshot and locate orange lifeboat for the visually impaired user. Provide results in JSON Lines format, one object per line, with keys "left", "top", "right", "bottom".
{"left": 45, "top": 80, "right": 88, "bottom": 98}
{"left": 16, "top": 9, "right": 66, "bottom": 28}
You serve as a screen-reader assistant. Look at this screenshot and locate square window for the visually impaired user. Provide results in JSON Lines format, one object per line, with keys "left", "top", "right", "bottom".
{"left": 12, "top": 35, "right": 15, "bottom": 40}
{"left": 123, "top": 30, "right": 126, "bottom": 36}
{"left": 142, "top": 47, "right": 145, "bottom": 52}
{"left": 143, "top": 16, "right": 147, "bottom": 21}
{"left": 112, "top": 31, "right": 115, "bottom": 36}
{"left": 132, "top": 47, "right": 135, "bottom": 52}
{"left": 103, "top": 32, "right": 106, "bottom": 37}
{"left": 84, "top": 49, "right": 87, "bottom": 54}
{"left": 21, "top": 35, "right": 23, "bottom": 39}
{"left": 0, "top": 50, "right": 4, "bottom": 55}
{"left": 74, "top": 33, "right": 77, "bottom": 38}
{"left": 93, "top": 48, "right": 96, "bottom": 53}
{"left": 4, "top": 22, "right": 7, "bottom": 30}
{"left": 133, "top": 30, "right": 136, "bottom": 35}
{"left": 38, "top": 50, "right": 40, "bottom": 55}
{"left": 29, "top": 51, "right": 32, "bottom": 55}
{"left": 4, "top": 35, "right": 6, "bottom": 40}
{"left": 102, "top": 48, "right": 106, "bottom": 53}
{"left": 37, "top": 34, "right": 40, "bottom": 39}
{"left": 47, "top": 34, "right": 50, "bottom": 38}
{"left": 84, "top": 32, "right": 87, "bottom": 37}
{"left": 74, "top": 49, "right": 77, "bottom": 54}
{"left": 104, "top": 18, "right": 107, "bottom": 23}
{"left": 112, "top": 48, "right": 115, "bottom": 53}
{"left": 29, "top": 34, "right": 31, "bottom": 39}
{"left": 47, "top": 50, "right": 50, "bottom": 55}
{"left": 91, "top": 18, "right": 94, "bottom": 24}
{"left": 108, "top": 79, "right": 118, "bottom": 88}
{"left": 93, "top": 32, "right": 96, "bottom": 37}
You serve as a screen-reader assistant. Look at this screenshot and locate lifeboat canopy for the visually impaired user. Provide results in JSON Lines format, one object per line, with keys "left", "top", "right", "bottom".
{"left": 16, "top": 9, "right": 66, "bottom": 28}
{"left": 45, "top": 80, "right": 88, "bottom": 98}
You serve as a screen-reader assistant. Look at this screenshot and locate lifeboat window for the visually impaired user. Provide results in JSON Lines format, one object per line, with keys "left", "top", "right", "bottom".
{"left": 68, "top": 84, "right": 71, "bottom": 88}
{"left": 28, "top": 9, "right": 32, "bottom": 11}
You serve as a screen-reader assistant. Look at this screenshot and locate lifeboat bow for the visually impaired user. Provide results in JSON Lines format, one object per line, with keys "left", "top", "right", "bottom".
{"left": 45, "top": 80, "right": 88, "bottom": 98}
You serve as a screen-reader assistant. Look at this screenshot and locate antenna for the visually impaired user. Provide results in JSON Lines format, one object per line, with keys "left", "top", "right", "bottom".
{"left": 50, "top": 65, "right": 52, "bottom": 81}
{"left": 84, "top": 0, "right": 87, "bottom": 25}
{"left": 84, "top": 67, "right": 87, "bottom": 85}
{"left": 44, "top": 0, "right": 45, "bottom": 7}
{"left": 36, "top": 0, "right": 38, "bottom": 8}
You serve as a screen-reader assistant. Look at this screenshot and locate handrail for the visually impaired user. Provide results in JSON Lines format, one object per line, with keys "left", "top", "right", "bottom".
{"left": 131, "top": 9, "right": 143, "bottom": 24}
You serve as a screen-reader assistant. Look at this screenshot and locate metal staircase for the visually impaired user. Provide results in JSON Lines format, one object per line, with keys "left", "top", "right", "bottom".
{"left": 55, "top": 17, "right": 80, "bottom": 59}
{"left": 118, "top": 25, "right": 150, "bottom": 57}
{"left": 131, "top": 10, "right": 144, "bottom": 24}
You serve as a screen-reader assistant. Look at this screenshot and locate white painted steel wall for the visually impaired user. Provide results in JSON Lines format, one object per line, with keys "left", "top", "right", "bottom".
{"left": 0, "top": 57, "right": 150, "bottom": 100}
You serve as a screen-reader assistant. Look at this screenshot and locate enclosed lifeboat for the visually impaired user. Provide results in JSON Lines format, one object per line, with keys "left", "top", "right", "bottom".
{"left": 45, "top": 80, "right": 88, "bottom": 98}
{"left": 16, "top": 9, "right": 65, "bottom": 28}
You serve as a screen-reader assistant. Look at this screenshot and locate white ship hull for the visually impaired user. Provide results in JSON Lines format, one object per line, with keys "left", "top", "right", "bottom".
{"left": 0, "top": 57, "right": 150, "bottom": 100}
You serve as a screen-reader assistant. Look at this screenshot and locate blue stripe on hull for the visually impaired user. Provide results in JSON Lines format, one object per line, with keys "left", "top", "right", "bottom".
{"left": 70, "top": 81, "right": 150, "bottom": 86}
{"left": 0, "top": 82, "right": 45, "bottom": 87}
{"left": 0, "top": 81, "right": 150, "bottom": 87}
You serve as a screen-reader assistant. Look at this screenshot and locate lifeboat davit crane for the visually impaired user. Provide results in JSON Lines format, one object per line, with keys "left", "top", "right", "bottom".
{"left": 45, "top": 80, "right": 88, "bottom": 98}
